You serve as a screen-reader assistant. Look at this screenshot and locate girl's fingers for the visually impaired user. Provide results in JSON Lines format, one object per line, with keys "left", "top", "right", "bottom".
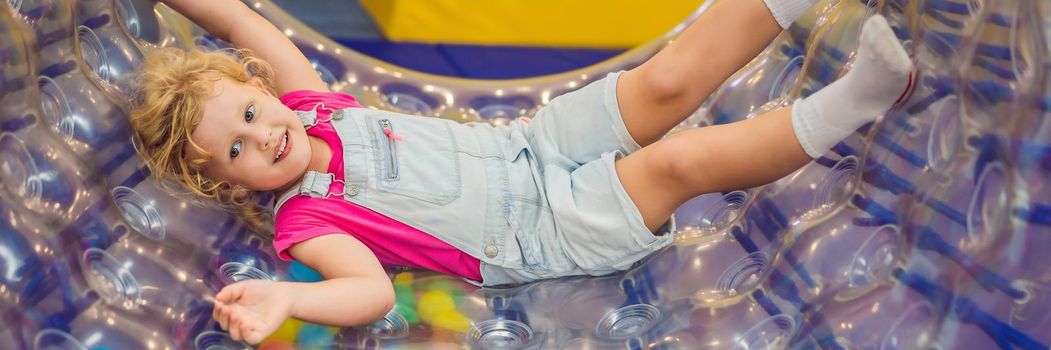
{"left": 220, "top": 304, "right": 234, "bottom": 331}
{"left": 239, "top": 322, "right": 255, "bottom": 344}
{"left": 245, "top": 330, "right": 261, "bottom": 345}
{"left": 212, "top": 303, "right": 222, "bottom": 325}
{"left": 216, "top": 283, "right": 245, "bottom": 303}
{"left": 229, "top": 312, "right": 242, "bottom": 341}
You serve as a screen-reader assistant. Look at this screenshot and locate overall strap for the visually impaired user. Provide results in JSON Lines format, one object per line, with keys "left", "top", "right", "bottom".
{"left": 296, "top": 103, "right": 344, "bottom": 130}
{"left": 274, "top": 171, "right": 358, "bottom": 213}
{"left": 275, "top": 104, "right": 351, "bottom": 213}
{"left": 297, "top": 111, "right": 318, "bottom": 128}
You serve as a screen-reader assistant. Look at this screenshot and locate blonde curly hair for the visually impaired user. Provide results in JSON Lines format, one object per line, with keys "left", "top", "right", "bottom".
{"left": 129, "top": 47, "right": 276, "bottom": 232}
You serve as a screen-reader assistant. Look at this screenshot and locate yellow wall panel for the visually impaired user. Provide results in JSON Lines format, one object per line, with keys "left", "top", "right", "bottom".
{"left": 359, "top": 0, "right": 707, "bottom": 48}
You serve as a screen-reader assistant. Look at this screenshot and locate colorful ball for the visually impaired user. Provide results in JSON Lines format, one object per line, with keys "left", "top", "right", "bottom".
{"left": 296, "top": 323, "right": 338, "bottom": 348}
{"left": 264, "top": 318, "right": 304, "bottom": 344}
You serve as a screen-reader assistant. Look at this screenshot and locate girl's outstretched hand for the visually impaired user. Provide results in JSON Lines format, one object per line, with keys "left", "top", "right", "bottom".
{"left": 212, "top": 279, "right": 294, "bottom": 345}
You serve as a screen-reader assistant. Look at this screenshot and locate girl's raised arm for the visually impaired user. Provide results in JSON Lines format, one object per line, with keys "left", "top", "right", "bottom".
{"left": 161, "top": 0, "right": 328, "bottom": 94}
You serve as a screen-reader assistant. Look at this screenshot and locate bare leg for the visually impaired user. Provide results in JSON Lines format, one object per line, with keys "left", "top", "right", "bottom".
{"left": 618, "top": 15, "right": 915, "bottom": 231}
{"left": 617, "top": 0, "right": 787, "bottom": 147}
{"left": 617, "top": 107, "right": 810, "bottom": 230}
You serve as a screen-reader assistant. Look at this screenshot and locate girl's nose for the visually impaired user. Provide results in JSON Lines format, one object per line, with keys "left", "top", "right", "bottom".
{"left": 254, "top": 128, "right": 273, "bottom": 151}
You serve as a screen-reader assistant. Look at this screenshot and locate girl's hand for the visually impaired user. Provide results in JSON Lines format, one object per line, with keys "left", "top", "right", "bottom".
{"left": 212, "top": 280, "right": 294, "bottom": 345}
{"left": 159, "top": 0, "right": 329, "bottom": 94}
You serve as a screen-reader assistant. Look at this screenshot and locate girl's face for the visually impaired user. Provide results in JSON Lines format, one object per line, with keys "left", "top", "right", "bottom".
{"left": 188, "top": 77, "right": 311, "bottom": 192}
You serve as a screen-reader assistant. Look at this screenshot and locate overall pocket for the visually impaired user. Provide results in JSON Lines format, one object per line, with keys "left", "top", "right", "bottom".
{"left": 368, "top": 114, "right": 462, "bottom": 205}
{"left": 506, "top": 198, "right": 565, "bottom": 275}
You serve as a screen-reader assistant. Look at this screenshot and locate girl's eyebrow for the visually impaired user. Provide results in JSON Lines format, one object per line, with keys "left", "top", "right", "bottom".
{"left": 225, "top": 98, "right": 251, "bottom": 162}
{"left": 236, "top": 98, "right": 249, "bottom": 123}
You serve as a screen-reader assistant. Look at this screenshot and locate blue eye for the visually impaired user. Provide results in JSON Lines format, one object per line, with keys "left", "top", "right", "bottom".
{"left": 230, "top": 141, "right": 242, "bottom": 158}
{"left": 245, "top": 104, "right": 255, "bottom": 122}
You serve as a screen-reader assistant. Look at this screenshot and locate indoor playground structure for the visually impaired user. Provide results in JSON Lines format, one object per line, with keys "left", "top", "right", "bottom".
{"left": 2, "top": 0, "right": 1051, "bottom": 349}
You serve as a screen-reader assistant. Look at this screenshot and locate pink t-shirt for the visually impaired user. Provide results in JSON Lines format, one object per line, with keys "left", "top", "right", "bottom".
{"left": 272, "top": 90, "right": 483, "bottom": 281}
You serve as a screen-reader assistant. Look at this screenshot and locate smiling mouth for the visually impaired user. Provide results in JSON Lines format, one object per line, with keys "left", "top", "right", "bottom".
{"left": 274, "top": 130, "right": 290, "bottom": 162}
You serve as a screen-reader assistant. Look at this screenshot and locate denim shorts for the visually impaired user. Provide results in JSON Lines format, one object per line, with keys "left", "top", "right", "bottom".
{"left": 481, "top": 71, "right": 676, "bottom": 286}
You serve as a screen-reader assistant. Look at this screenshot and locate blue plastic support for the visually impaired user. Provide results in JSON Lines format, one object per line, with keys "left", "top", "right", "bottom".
{"left": 758, "top": 272, "right": 847, "bottom": 350}
{"left": 0, "top": 112, "right": 35, "bottom": 132}
{"left": 186, "top": 298, "right": 217, "bottom": 342}
{"left": 751, "top": 289, "right": 786, "bottom": 320}
{"left": 1016, "top": 140, "right": 1051, "bottom": 172}
{"left": 863, "top": 162, "right": 916, "bottom": 195}
{"left": 861, "top": 162, "right": 968, "bottom": 225}
{"left": 923, "top": 31, "right": 963, "bottom": 57}
{"left": 490, "top": 295, "right": 530, "bottom": 325}
{"left": 905, "top": 83, "right": 954, "bottom": 115}
{"left": 100, "top": 145, "right": 140, "bottom": 174}
{"left": 969, "top": 135, "right": 1003, "bottom": 181}
{"left": 746, "top": 201, "right": 818, "bottom": 289}
{"left": 972, "top": 57, "right": 1018, "bottom": 80}
{"left": 808, "top": 59, "right": 841, "bottom": 87}
{"left": 890, "top": 110, "right": 921, "bottom": 133}
{"left": 56, "top": 202, "right": 126, "bottom": 251}
{"left": 924, "top": 9, "right": 964, "bottom": 29}
{"left": 871, "top": 128, "right": 929, "bottom": 167}
{"left": 760, "top": 197, "right": 791, "bottom": 231}
{"left": 711, "top": 106, "right": 738, "bottom": 126}
{"left": 39, "top": 59, "right": 78, "bottom": 78}
{"left": 813, "top": 156, "right": 839, "bottom": 169}
{"left": 730, "top": 225, "right": 761, "bottom": 254}
{"left": 21, "top": 3, "right": 54, "bottom": 22}
{"left": 975, "top": 43, "right": 1016, "bottom": 61}
{"left": 621, "top": 273, "right": 659, "bottom": 305}
{"left": 924, "top": 0, "right": 972, "bottom": 15}
{"left": 16, "top": 261, "right": 51, "bottom": 308}
{"left": 987, "top": 14, "right": 1013, "bottom": 28}
{"left": 831, "top": 142, "right": 859, "bottom": 158}
{"left": 894, "top": 268, "right": 1048, "bottom": 350}
{"left": 117, "top": 166, "right": 152, "bottom": 189}
{"left": 852, "top": 195, "right": 1027, "bottom": 299}
{"left": 779, "top": 43, "right": 805, "bottom": 60}
{"left": 966, "top": 80, "right": 1015, "bottom": 106}
{"left": 639, "top": 269, "right": 660, "bottom": 304}
{"left": 915, "top": 226, "right": 1026, "bottom": 299}
{"left": 850, "top": 194, "right": 899, "bottom": 226}
{"left": 918, "top": 194, "right": 968, "bottom": 226}
{"left": 79, "top": 13, "right": 110, "bottom": 29}
{"left": 1014, "top": 203, "right": 1051, "bottom": 225}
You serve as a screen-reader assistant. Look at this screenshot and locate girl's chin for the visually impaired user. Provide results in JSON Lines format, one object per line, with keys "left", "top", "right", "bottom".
{"left": 267, "top": 172, "right": 306, "bottom": 192}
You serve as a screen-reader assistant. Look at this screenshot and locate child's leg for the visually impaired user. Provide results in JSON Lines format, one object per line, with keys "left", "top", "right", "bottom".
{"left": 617, "top": 15, "right": 914, "bottom": 231}
{"left": 617, "top": 0, "right": 818, "bottom": 147}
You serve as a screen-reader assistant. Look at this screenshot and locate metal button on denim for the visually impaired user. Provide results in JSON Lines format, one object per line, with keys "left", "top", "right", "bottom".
{"left": 347, "top": 185, "right": 360, "bottom": 196}
{"left": 484, "top": 243, "right": 499, "bottom": 258}
{"left": 483, "top": 236, "right": 499, "bottom": 258}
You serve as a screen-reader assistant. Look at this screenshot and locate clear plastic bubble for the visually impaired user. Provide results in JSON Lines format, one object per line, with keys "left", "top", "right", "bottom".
{"left": 3, "top": 0, "right": 1050, "bottom": 348}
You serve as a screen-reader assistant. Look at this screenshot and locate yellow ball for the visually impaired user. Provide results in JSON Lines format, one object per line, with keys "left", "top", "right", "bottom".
{"left": 393, "top": 271, "right": 415, "bottom": 284}
{"left": 433, "top": 310, "right": 471, "bottom": 333}
{"left": 418, "top": 290, "right": 456, "bottom": 320}
{"left": 418, "top": 290, "right": 470, "bottom": 332}
{"left": 264, "top": 318, "right": 304, "bottom": 343}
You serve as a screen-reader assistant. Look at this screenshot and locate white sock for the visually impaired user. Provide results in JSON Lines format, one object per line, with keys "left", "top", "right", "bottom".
{"left": 763, "top": 0, "right": 819, "bottom": 29}
{"left": 791, "top": 15, "right": 914, "bottom": 158}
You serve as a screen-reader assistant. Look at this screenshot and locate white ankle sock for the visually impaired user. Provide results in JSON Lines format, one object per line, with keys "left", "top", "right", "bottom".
{"left": 792, "top": 15, "right": 914, "bottom": 158}
{"left": 763, "top": 0, "right": 819, "bottom": 29}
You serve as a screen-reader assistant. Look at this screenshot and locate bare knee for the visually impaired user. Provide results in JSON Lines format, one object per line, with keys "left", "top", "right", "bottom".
{"left": 633, "top": 65, "right": 693, "bottom": 104}
{"left": 644, "top": 133, "right": 719, "bottom": 197}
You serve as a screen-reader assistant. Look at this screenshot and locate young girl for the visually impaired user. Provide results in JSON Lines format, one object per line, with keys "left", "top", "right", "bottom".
{"left": 130, "top": 0, "right": 914, "bottom": 344}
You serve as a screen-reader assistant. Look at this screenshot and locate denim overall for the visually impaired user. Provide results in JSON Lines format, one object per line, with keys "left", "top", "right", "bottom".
{"left": 273, "top": 106, "right": 555, "bottom": 286}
